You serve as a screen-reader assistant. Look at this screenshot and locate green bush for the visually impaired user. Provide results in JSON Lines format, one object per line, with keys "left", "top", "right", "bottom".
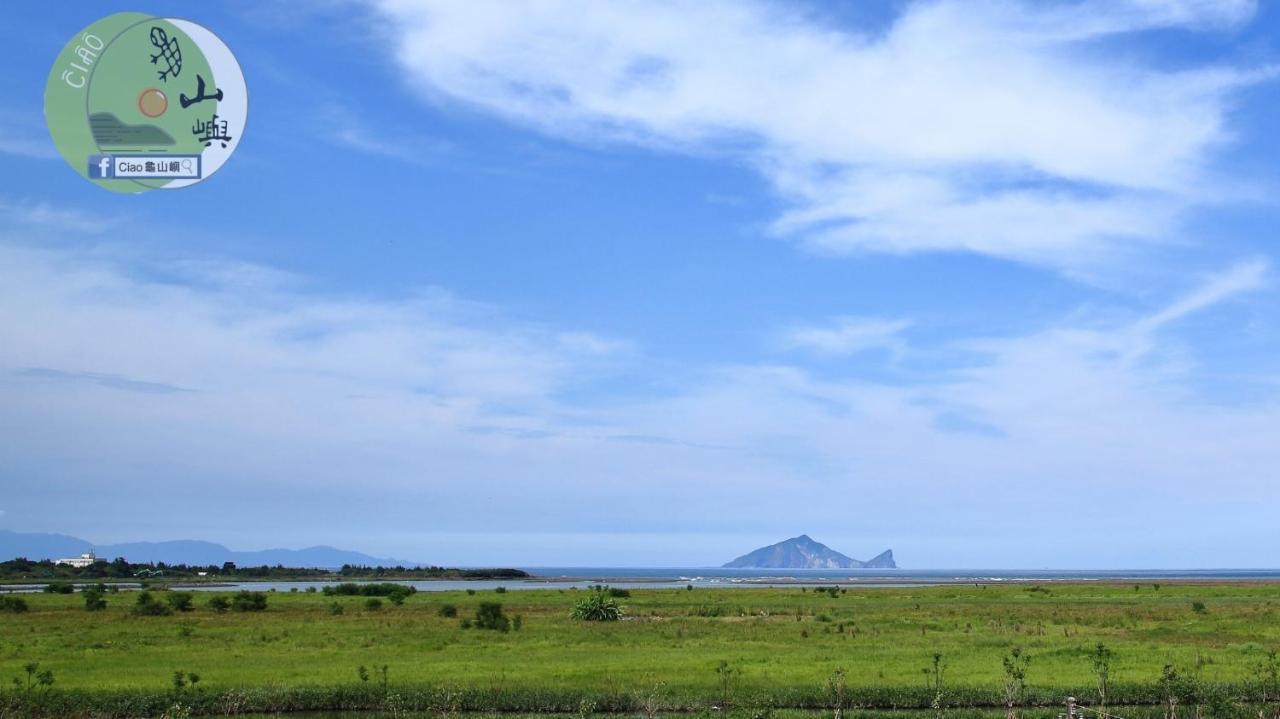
{"left": 329, "top": 602, "right": 345, "bottom": 616}
{"left": 167, "top": 593, "right": 194, "bottom": 612}
{"left": 495, "top": 586, "right": 507, "bottom": 594}
{"left": 571, "top": 588, "right": 623, "bottom": 621}
{"left": 133, "top": 591, "right": 173, "bottom": 616}
{"left": 474, "top": 602, "right": 510, "bottom": 631}
{"left": 0, "top": 595, "right": 29, "bottom": 613}
{"left": 83, "top": 588, "right": 107, "bottom": 612}
{"left": 321, "top": 583, "right": 416, "bottom": 600}
{"left": 364, "top": 598, "right": 383, "bottom": 611}
{"left": 437, "top": 604, "right": 458, "bottom": 618}
{"left": 43, "top": 583, "right": 74, "bottom": 594}
{"left": 207, "top": 596, "right": 230, "bottom": 613}
{"left": 230, "top": 591, "right": 268, "bottom": 612}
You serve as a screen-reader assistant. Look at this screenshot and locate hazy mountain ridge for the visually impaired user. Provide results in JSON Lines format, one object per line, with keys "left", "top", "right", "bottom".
{"left": 0, "top": 530, "right": 421, "bottom": 568}
{"left": 723, "top": 535, "right": 897, "bottom": 569}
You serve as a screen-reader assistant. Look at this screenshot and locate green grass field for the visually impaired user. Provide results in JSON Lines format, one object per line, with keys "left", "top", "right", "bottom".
{"left": 2, "top": 582, "right": 1279, "bottom": 717}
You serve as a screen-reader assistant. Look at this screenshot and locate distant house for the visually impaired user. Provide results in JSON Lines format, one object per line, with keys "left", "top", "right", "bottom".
{"left": 55, "top": 551, "right": 97, "bottom": 568}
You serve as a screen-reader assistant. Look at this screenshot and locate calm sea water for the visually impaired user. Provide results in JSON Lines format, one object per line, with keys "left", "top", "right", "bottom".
{"left": 7, "top": 568, "right": 1279, "bottom": 593}
{"left": 178, "top": 567, "right": 1280, "bottom": 592}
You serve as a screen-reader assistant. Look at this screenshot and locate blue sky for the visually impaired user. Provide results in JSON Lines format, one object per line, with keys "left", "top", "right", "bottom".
{"left": 1, "top": 0, "right": 1278, "bottom": 568}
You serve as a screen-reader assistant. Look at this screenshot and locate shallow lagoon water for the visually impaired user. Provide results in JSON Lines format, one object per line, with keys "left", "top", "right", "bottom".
{"left": 8, "top": 567, "right": 1280, "bottom": 593}
{"left": 175, "top": 567, "right": 1280, "bottom": 592}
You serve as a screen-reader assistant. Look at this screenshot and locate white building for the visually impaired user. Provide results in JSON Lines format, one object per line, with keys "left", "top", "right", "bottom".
{"left": 55, "top": 551, "right": 97, "bottom": 568}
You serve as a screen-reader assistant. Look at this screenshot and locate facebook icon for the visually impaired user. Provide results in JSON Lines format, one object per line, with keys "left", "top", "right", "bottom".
{"left": 87, "top": 155, "right": 113, "bottom": 179}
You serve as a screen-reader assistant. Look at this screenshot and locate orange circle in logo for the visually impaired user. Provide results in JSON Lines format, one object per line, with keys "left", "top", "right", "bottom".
{"left": 137, "top": 88, "right": 168, "bottom": 118}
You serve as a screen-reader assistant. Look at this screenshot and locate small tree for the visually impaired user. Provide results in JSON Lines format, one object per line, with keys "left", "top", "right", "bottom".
{"left": 167, "top": 593, "right": 194, "bottom": 612}
{"left": 134, "top": 591, "right": 173, "bottom": 616}
{"left": 827, "top": 666, "right": 848, "bottom": 719}
{"left": 230, "top": 591, "right": 268, "bottom": 612}
{"left": 1255, "top": 649, "right": 1279, "bottom": 719}
{"left": 926, "top": 652, "right": 947, "bottom": 719}
{"left": 83, "top": 586, "right": 108, "bottom": 612}
{"left": 1092, "top": 643, "right": 1112, "bottom": 715}
{"left": 635, "top": 681, "right": 665, "bottom": 719}
{"left": 1160, "top": 664, "right": 1180, "bottom": 719}
{"left": 1001, "top": 647, "right": 1030, "bottom": 719}
{"left": 715, "top": 660, "right": 737, "bottom": 708}
{"left": 474, "top": 602, "right": 510, "bottom": 632}
{"left": 207, "top": 596, "right": 230, "bottom": 613}
{"left": 13, "top": 662, "right": 54, "bottom": 692}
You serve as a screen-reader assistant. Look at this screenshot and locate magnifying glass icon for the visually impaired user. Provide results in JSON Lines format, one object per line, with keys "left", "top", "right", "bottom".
{"left": 180, "top": 159, "right": 194, "bottom": 175}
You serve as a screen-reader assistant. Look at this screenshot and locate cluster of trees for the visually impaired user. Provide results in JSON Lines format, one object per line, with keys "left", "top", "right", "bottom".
{"left": 0, "top": 558, "right": 529, "bottom": 582}
{"left": 0, "top": 557, "right": 330, "bottom": 581}
{"left": 322, "top": 583, "right": 415, "bottom": 605}
{"left": 336, "top": 565, "right": 529, "bottom": 579}
{"left": 129, "top": 589, "right": 269, "bottom": 616}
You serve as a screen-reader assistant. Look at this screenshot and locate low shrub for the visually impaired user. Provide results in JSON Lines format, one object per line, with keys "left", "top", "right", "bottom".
{"left": 0, "top": 595, "right": 29, "bottom": 613}
{"left": 133, "top": 591, "right": 173, "bottom": 617}
{"left": 167, "top": 593, "right": 194, "bottom": 612}
{"left": 321, "top": 583, "right": 416, "bottom": 600}
{"left": 437, "top": 604, "right": 458, "bottom": 618}
{"left": 207, "top": 596, "right": 230, "bottom": 613}
{"left": 43, "top": 583, "right": 74, "bottom": 595}
{"left": 83, "top": 588, "right": 107, "bottom": 612}
{"left": 230, "top": 591, "right": 268, "bottom": 612}
{"left": 364, "top": 598, "right": 383, "bottom": 611}
{"left": 571, "top": 588, "right": 623, "bottom": 621}
{"left": 474, "top": 602, "right": 510, "bottom": 631}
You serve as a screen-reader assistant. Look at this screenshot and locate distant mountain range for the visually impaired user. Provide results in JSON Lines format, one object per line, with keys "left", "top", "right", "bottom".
{"left": 723, "top": 535, "right": 897, "bottom": 569}
{"left": 0, "top": 530, "right": 421, "bottom": 569}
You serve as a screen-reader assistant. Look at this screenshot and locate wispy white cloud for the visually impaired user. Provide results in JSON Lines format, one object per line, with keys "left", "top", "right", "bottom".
{"left": 0, "top": 197, "right": 122, "bottom": 235}
{"left": 1137, "top": 258, "right": 1268, "bottom": 333}
{"left": 320, "top": 103, "right": 454, "bottom": 164}
{"left": 782, "top": 316, "right": 910, "bottom": 357}
{"left": 0, "top": 230, "right": 1275, "bottom": 565}
{"left": 0, "top": 111, "right": 58, "bottom": 160}
{"left": 368, "top": 0, "right": 1270, "bottom": 272}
